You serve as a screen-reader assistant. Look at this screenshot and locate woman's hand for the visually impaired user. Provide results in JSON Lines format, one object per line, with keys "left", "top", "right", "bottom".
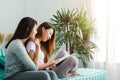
{"left": 49, "top": 65, "right": 55, "bottom": 70}
{"left": 47, "top": 59, "right": 60, "bottom": 69}
{"left": 52, "top": 58, "right": 60, "bottom": 64}
{"left": 33, "top": 38, "right": 40, "bottom": 47}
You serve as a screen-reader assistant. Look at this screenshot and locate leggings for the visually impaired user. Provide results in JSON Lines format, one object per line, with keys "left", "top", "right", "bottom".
{"left": 4, "top": 70, "right": 58, "bottom": 80}
{"left": 52, "top": 50, "right": 78, "bottom": 78}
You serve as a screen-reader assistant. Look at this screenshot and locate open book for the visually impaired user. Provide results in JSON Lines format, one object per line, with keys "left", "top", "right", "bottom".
{"left": 54, "top": 56, "right": 68, "bottom": 66}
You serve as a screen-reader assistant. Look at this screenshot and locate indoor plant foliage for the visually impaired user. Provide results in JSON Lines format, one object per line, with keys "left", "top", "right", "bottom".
{"left": 50, "top": 8, "right": 97, "bottom": 67}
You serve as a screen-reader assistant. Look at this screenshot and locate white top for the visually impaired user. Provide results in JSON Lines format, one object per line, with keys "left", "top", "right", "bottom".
{"left": 26, "top": 41, "right": 45, "bottom": 64}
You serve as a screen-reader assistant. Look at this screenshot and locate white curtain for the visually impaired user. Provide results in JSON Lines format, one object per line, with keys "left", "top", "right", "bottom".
{"left": 83, "top": 0, "right": 120, "bottom": 80}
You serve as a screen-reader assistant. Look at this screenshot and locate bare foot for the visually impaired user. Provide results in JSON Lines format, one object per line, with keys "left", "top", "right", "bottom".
{"left": 65, "top": 69, "right": 78, "bottom": 77}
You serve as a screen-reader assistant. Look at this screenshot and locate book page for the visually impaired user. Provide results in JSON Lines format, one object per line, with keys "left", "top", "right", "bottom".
{"left": 54, "top": 56, "right": 68, "bottom": 66}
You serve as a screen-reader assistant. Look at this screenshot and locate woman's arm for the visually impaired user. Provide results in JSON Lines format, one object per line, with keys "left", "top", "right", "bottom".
{"left": 38, "top": 59, "right": 59, "bottom": 70}
{"left": 28, "top": 47, "right": 58, "bottom": 70}
{"left": 29, "top": 50, "right": 35, "bottom": 60}
{"left": 26, "top": 39, "right": 60, "bottom": 70}
{"left": 28, "top": 47, "right": 59, "bottom": 70}
{"left": 28, "top": 45, "right": 40, "bottom": 65}
{"left": 27, "top": 39, "right": 40, "bottom": 65}
{"left": 14, "top": 40, "right": 38, "bottom": 70}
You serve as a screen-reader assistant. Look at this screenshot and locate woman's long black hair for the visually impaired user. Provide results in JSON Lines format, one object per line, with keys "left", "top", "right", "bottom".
{"left": 5, "top": 17, "right": 37, "bottom": 48}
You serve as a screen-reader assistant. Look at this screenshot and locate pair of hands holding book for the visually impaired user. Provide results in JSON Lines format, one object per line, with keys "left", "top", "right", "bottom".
{"left": 49, "top": 56, "right": 68, "bottom": 69}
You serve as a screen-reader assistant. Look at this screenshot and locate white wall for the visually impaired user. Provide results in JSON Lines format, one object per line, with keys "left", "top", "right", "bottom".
{"left": 0, "top": 0, "right": 25, "bottom": 34}
{"left": 0, "top": 0, "right": 81, "bottom": 47}
{"left": 1, "top": 1, "right": 120, "bottom": 79}
{"left": 37, "top": 0, "right": 81, "bottom": 24}
{"left": 0, "top": 0, "right": 81, "bottom": 33}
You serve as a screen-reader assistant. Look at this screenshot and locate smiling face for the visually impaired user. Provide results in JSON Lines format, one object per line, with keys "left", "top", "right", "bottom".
{"left": 41, "top": 27, "right": 53, "bottom": 42}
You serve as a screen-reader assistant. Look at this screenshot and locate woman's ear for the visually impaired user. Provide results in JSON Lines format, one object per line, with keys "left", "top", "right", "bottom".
{"left": 42, "top": 27, "right": 45, "bottom": 33}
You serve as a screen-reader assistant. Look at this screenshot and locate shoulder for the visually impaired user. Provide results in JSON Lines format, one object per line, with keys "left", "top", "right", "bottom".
{"left": 27, "top": 40, "right": 35, "bottom": 46}
{"left": 26, "top": 40, "right": 36, "bottom": 52}
{"left": 9, "top": 39, "right": 23, "bottom": 48}
{"left": 7, "top": 39, "right": 25, "bottom": 53}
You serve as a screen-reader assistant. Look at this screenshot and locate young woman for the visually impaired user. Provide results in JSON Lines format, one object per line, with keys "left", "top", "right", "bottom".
{"left": 26, "top": 22, "right": 79, "bottom": 78}
{"left": 4, "top": 17, "right": 58, "bottom": 80}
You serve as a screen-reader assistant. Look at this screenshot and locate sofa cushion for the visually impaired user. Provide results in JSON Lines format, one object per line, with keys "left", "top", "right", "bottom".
{"left": 0, "top": 49, "right": 6, "bottom": 69}
{"left": 0, "top": 69, "right": 4, "bottom": 80}
{"left": 0, "top": 56, "right": 5, "bottom": 69}
{"left": 0, "top": 49, "right": 6, "bottom": 56}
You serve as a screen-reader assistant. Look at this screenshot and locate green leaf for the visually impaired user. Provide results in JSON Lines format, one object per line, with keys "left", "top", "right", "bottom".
{"left": 50, "top": 8, "right": 97, "bottom": 64}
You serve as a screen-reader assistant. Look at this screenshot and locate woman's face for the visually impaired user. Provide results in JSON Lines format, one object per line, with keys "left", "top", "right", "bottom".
{"left": 29, "top": 24, "right": 37, "bottom": 40}
{"left": 41, "top": 27, "right": 53, "bottom": 42}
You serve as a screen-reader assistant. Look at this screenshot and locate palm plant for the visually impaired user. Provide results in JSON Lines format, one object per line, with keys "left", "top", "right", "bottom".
{"left": 50, "top": 8, "right": 97, "bottom": 67}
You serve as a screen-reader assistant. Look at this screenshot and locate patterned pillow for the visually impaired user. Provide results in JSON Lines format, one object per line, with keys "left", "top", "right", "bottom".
{"left": 0, "top": 49, "right": 6, "bottom": 69}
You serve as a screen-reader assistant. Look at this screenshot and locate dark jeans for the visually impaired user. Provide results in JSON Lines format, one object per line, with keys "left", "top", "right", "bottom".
{"left": 4, "top": 70, "right": 58, "bottom": 80}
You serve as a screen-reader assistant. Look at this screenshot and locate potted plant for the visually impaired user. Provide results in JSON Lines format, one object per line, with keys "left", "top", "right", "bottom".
{"left": 50, "top": 8, "right": 97, "bottom": 68}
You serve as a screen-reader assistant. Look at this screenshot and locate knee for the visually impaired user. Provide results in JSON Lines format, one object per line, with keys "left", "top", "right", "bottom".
{"left": 41, "top": 71, "right": 51, "bottom": 80}
{"left": 47, "top": 71, "right": 58, "bottom": 79}
{"left": 59, "top": 50, "right": 69, "bottom": 56}
{"left": 57, "top": 50, "right": 69, "bottom": 58}
{"left": 67, "top": 56, "right": 78, "bottom": 66}
{"left": 47, "top": 71, "right": 57, "bottom": 76}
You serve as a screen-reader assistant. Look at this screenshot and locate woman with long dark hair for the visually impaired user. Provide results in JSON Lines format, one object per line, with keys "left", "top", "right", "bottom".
{"left": 4, "top": 17, "right": 58, "bottom": 80}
